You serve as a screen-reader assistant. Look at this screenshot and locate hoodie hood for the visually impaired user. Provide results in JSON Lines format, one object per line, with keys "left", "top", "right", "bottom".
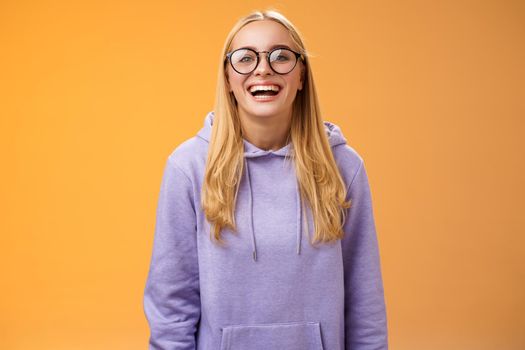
{"left": 196, "top": 111, "right": 348, "bottom": 261}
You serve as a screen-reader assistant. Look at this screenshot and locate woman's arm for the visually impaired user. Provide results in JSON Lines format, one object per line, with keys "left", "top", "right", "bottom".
{"left": 342, "top": 159, "right": 389, "bottom": 350}
{"left": 143, "top": 155, "right": 201, "bottom": 350}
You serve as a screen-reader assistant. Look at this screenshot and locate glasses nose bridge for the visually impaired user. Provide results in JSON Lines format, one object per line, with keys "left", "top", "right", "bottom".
{"left": 258, "top": 50, "right": 271, "bottom": 58}
{"left": 254, "top": 50, "right": 273, "bottom": 73}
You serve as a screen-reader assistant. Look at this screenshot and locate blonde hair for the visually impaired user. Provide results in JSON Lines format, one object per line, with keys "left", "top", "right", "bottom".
{"left": 202, "top": 9, "right": 351, "bottom": 246}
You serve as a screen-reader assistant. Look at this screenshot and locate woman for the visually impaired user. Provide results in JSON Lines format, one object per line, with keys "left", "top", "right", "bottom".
{"left": 143, "top": 9, "right": 388, "bottom": 350}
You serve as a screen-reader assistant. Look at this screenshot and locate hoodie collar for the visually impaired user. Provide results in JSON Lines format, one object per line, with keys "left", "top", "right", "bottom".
{"left": 197, "top": 111, "right": 347, "bottom": 261}
{"left": 197, "top": 111, "right": 347, "bottom": 152}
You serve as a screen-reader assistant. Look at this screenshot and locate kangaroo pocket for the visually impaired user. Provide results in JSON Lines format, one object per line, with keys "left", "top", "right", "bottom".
{"left": 219, "top": 321, "right": 324, "bottom": 350}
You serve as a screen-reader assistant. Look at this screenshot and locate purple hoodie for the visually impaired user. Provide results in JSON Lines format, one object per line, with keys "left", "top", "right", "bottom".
{"left": 143, "top": 111, "right": 388, "bottom": 350}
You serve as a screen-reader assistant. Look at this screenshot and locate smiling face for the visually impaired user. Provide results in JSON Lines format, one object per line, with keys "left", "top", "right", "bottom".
{"left": 226, "top": 20, "right": 304, "bottom": 122}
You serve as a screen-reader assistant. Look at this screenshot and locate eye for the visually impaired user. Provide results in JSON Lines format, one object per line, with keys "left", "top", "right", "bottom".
{"left": 231, "top": 49, "right": 257, "bottom": 65}
{"left": 240, "top": 56, "right": 255, "bottom": 62}
{"left": 270, "top": 49, "right": 293, "bottom": 62}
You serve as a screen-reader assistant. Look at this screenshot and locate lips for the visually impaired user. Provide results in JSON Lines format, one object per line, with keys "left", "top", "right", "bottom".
{"left": 246, "top": 82, "right": 281, "bottom": 103}
{"left": 247, "top": 80, "right": 282, "bottom": 90}
{"left": 246, "top": 82, "right": 282, "bottom": 92}
{"left": 249, "top": 85, "right": 280, "bottom": 94}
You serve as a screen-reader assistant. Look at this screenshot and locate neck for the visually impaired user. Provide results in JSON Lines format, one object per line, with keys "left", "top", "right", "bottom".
{"left": 238, "top": 110, "right": 292, "bottom": 151}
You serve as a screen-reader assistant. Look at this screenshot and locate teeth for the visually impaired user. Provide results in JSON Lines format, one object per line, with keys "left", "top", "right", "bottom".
{"left": 249, "top": 85, "right": 280, "bottom": 93}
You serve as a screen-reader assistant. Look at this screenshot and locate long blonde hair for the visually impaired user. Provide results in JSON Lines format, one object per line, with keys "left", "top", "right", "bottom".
{"left": 202, "top": 9, "right": 351, "bottom": 246}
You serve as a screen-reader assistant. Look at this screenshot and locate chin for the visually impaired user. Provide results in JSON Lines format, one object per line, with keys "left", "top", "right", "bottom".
{"left": 242, "top": 100, "right": 291, "bottom": 117}
{"left": 246, "top": 107, "right": 285, "bottom": 118}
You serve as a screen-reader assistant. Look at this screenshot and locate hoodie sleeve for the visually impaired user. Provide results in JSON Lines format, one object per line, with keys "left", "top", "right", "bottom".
{"left": 342, "top": 159, "right": 388, "bottom": 350}
{"left": 143, "top": 155, "right": 201, "bottom": 350}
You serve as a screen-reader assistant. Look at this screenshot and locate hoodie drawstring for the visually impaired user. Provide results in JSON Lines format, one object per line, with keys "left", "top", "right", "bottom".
{"left": 244, "top": 158, "right": 257, "bottom": 261}
{"left": 295, "top": 177, "right": 302, "bottom": 256}
{"left": 244, "top": 157, "right": 304, "bottom": 262}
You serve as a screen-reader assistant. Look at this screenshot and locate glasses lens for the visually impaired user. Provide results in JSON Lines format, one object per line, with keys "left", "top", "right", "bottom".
{"left": 230, "top": 49, "right": 257, "bottom": 74}
{"left": 269, "top": 49, "right": 297, "bottom": 74}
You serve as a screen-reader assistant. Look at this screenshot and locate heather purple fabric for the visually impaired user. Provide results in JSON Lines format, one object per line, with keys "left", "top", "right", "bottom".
{"left": 143, "top": 111, "right": 388, "bottom": 350}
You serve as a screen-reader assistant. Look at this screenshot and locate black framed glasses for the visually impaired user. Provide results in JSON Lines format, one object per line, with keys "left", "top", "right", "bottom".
{"left": 225, "top": 47, "right": 304, "bottom": 75}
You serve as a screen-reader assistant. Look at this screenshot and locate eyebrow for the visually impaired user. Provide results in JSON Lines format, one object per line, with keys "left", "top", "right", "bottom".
{"left": 233, "top": 44, "right": 294, "bottom": 51}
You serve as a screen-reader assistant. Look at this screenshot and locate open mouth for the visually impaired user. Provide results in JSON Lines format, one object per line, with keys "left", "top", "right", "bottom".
{"left": 248, "top": 84, "right": 281, "bottom": 99}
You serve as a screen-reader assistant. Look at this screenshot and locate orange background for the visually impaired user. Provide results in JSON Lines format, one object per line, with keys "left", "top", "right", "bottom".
{"left": 1, "top": 0, "right": 524, "bottom": 349}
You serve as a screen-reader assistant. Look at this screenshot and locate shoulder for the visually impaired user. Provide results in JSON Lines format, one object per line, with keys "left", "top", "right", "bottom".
{"left": 331, "top": 143, "right": 365, "bottom": 189}
{"left": 165, "top": 136, "right": 209, "bottom": 180}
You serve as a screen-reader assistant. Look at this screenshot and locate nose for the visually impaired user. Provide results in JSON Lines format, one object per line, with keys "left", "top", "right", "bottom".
{"left": 254, "top": 53, "right": 273, "bottom": 75}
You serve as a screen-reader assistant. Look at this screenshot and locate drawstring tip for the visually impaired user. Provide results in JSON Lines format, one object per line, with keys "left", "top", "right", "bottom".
{"left": 253, "top": 250, "right": 257, "bottom": 261}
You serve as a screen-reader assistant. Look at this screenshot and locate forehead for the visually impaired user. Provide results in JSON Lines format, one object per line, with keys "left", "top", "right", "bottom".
{"left": 230, "top": 20, "right": 296, "bottom": 50}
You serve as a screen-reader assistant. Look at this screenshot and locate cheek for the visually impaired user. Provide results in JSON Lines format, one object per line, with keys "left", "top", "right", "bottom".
{"left": 226, "top": 68, "right": 244, "bottom": 92}
{"left": 284, "top": 74, "right": 302, "bottom": 93}
{"left": 229, "top": 77, "right": 244, "bottom": 94}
